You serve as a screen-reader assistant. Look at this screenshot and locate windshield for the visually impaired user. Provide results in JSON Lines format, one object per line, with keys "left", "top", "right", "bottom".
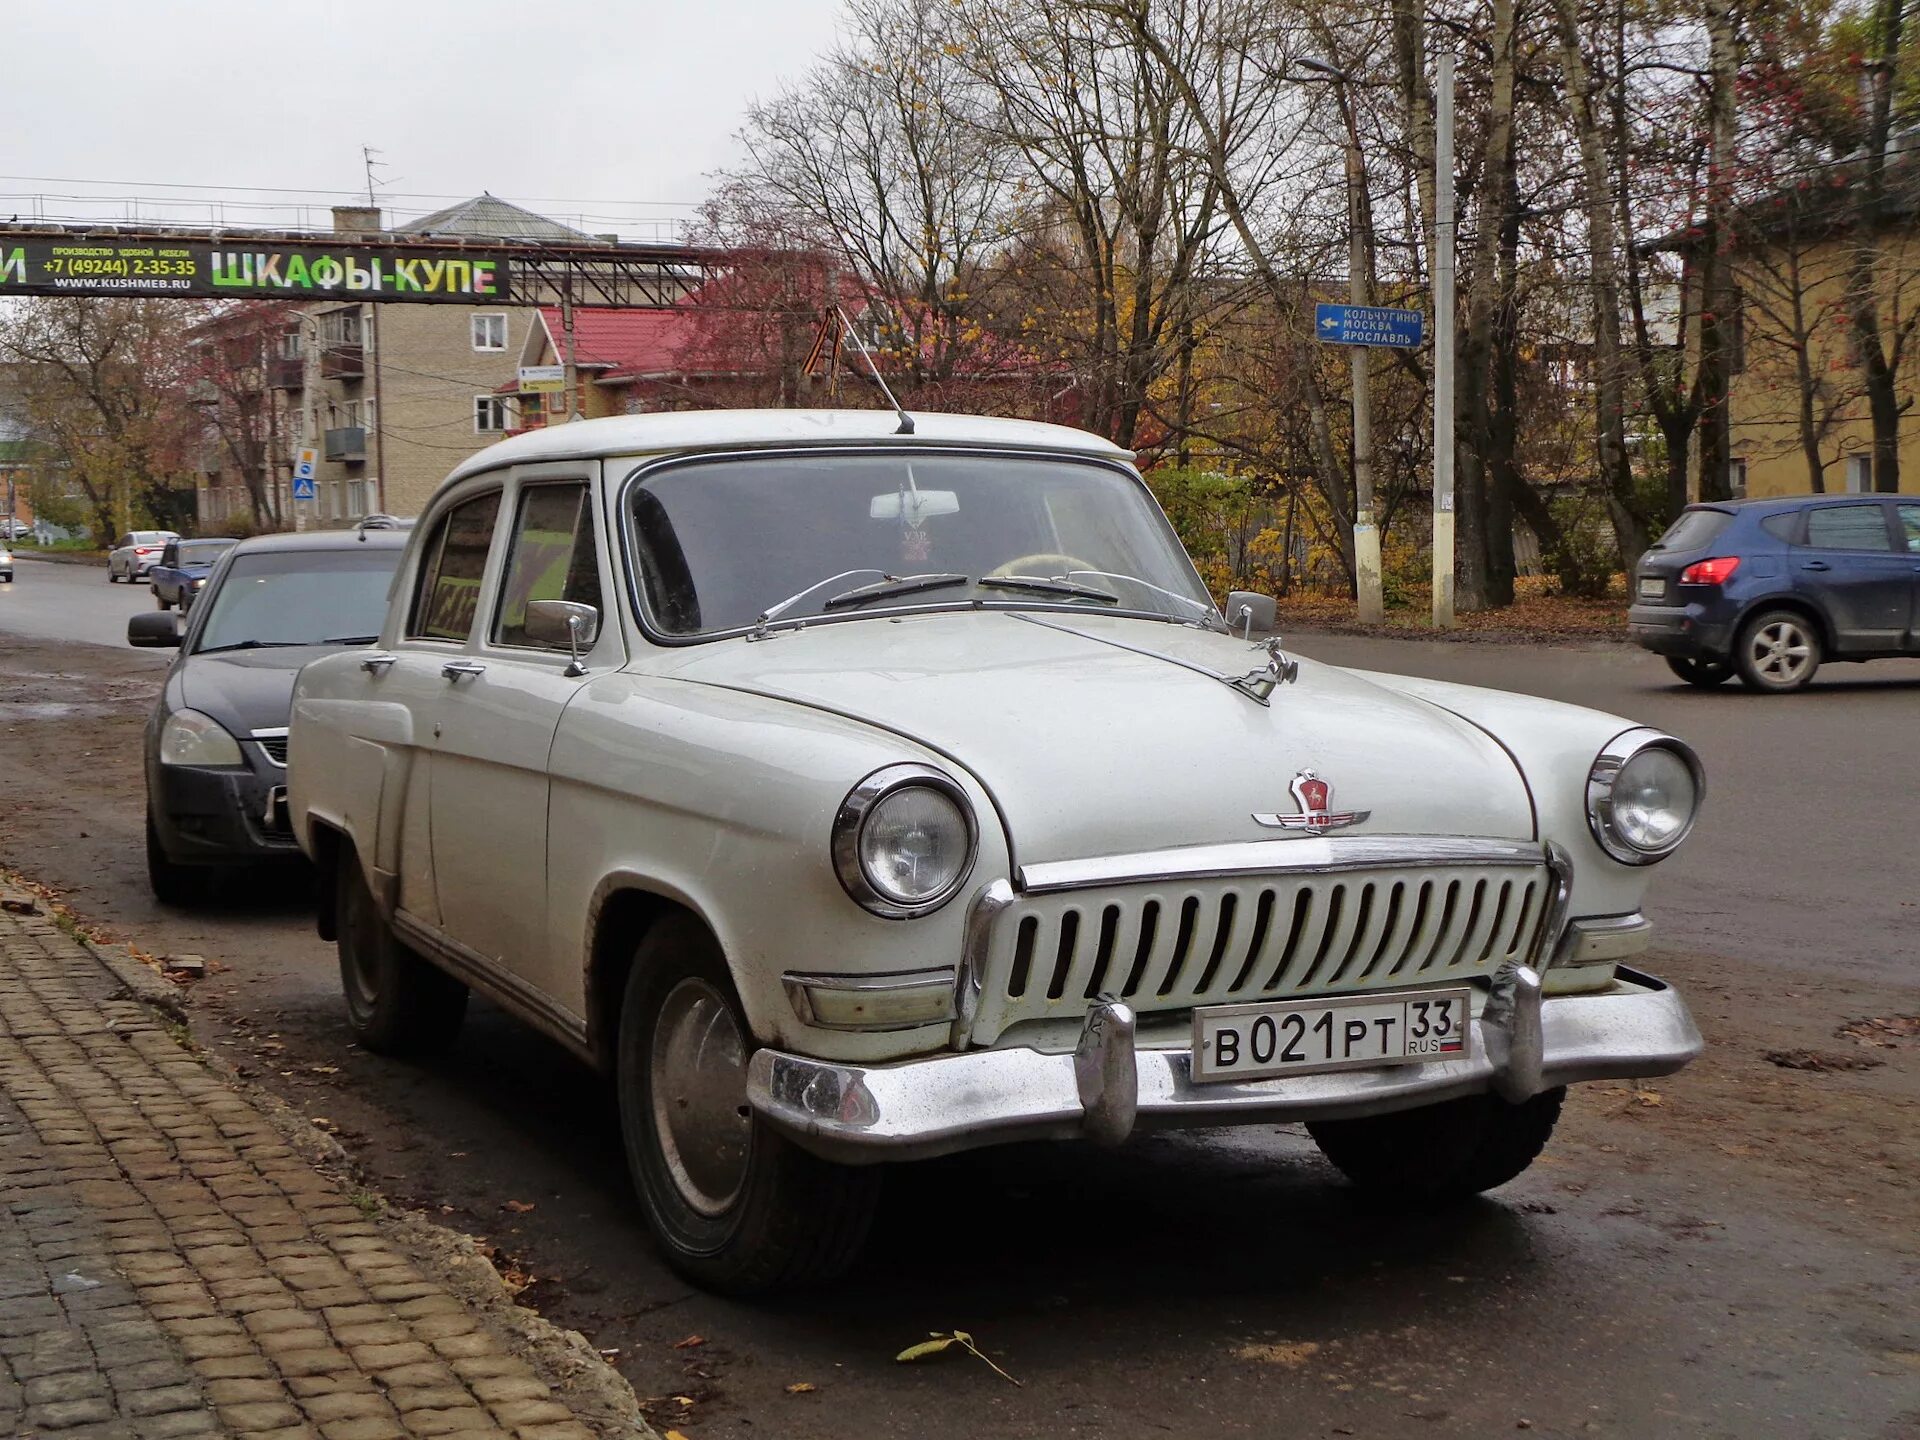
{"left": 178, "top": 540, "right": 236, "bottom": 565}
{"left": 192, "top": 549, "right": 401, "bottom": 653}
{"left": 626, "top": 451, "right": 1213, "bottom": 638}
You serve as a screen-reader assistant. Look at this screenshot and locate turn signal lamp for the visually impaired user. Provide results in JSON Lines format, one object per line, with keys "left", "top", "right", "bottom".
{"left": 1678, "top": 556, "right": 1740, "bottom": 585}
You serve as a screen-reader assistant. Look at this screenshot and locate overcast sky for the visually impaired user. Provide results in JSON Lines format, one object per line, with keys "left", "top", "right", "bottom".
{"left": 0, "top": 0, "right": 846, "bottom": 240}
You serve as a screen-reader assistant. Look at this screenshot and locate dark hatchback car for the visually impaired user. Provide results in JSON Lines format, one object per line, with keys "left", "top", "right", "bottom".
{"left": 128, "top": 526, "right": 409, "bottom": 903}
{"left": 1629, "top": 494, "right": 1920, "bottom": 692}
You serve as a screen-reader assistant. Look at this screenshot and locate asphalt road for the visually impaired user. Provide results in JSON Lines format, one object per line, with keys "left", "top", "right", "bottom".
{"left": 1, "top": 555, "right": 1916, "bottom": 1440}
{"left": 0, "top": 551, "right": 182, "bottom": 649}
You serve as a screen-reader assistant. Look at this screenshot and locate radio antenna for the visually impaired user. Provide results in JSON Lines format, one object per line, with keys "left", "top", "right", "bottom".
{"left": 835, "top": 305, "right": 914, "bottom": 435}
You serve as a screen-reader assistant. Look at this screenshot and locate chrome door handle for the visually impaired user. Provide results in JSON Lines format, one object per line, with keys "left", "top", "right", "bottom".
{"left": 360, "top": 653, "right": 397, "bottom": 674}
{"left": 1801, "top": 560, "right": 1830, "bottom": 571}
{"left": 440, "top": 660, "right": 487, "bottom": 680}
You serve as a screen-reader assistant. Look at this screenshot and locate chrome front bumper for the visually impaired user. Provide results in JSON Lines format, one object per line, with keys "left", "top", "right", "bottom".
{"left": 746, "top": 966, "right": 1702, "bottom": 1165}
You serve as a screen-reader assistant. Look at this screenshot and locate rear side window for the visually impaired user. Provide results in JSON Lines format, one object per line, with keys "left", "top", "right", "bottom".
{"left": 1761, "top": 512, "right": 1800, "bottom": 542}
{"left": 408, "top": 491, "right": 502, "bottom": 641}
{"left": 1898, "top": 505, "right": 1920, "bottom": 553}
{"left": 492, "top": 483, "right": 601, "bottom": 648}
{"left": 1652, "top": 509, "right": 1733, "bottom": 551}
{"left": 1804, "top": 504, "right": 1892, "bottom": 551}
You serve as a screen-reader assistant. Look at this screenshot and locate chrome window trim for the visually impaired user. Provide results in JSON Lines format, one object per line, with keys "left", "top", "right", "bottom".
{"left": 831, "top": 763, "right": 980, "bottom": 920}
{"left": 1586, "top": 728, "right": 1705, "bottom": 866}
{"left": 613, "top": 444, "right": 1219, "bottom": 646}
{"left": 1016, "top": 834, "right": 1547, "bottom": 896}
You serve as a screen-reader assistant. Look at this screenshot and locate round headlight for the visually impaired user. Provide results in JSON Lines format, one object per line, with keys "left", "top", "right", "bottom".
{"left": 833, "top": 765, "right": 978, "bottom": 917}
{"left": 1587, "top": 731, "right": 1703, "bottom": 864}
{"left": 159, "top": 707, "right": 245, "bottom": 768}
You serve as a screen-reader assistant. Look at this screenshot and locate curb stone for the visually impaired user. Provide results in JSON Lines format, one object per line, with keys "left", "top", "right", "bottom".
{"left": 0, "top": 866, "right": 661, "bottom": 1440}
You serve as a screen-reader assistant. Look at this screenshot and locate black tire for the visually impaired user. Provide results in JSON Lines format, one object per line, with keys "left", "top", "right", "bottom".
{"left": 1733, "top": 608, "right": 1822, "bottom": 693}
{"left": 146, "top": 813, "right": 211, "bottom": 907}
{"left": 1665, "top": 655, "right": 1731, "bottom": 688}
{"left": 617, "top": 916, "right": 879, "bottom": 1293}
{"left": 336, "top": 853, "right": 467, "bottom": 1054}
{"left": 107, "top": 566, "right": 119, "bottom": 583}
{"left": 155, "top": 590, "right": 173, "bottom": 611}
{"left": 1307, "top": 1087, "right": 1565, "bottom": 1201}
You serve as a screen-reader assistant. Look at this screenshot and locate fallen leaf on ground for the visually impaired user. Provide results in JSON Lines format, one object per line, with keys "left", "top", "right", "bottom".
{"left": 504, "top": 1200, "right": 536, "bottom": 1214}
{"left": 1837, "top": 1015, "right": 1920, "bottom": 1047}
{"left": 896, "top": 1330, "right": 1020, "bottom": 1386}
{"left": 1631, "top": 1090, "right": 1665, "bottom": 1107}
{"left": 310, "top": 1117, "right": 337, "bottom": 1132}
{"left": 1235, "top": 1341, "right": 1320, "bottom": 1367}
{"left": 671, "top": 1335, "right": 706, "bottom": 1350}
{"left": 785, "top": 1382, "right": 817, "bottom": 1394}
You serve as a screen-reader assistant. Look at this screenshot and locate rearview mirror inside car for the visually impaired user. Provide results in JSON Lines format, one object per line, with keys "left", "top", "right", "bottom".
{"left": 128, "top": 612, "right": 182, "bottom": 648}
{"left": 869, "top": 489, "right": 959, "bottom": 523}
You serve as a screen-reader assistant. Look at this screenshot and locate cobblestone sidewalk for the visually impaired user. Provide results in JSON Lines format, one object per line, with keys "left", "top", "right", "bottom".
{"left": 0, "top": 895, "right": 646, "bottom": 1440}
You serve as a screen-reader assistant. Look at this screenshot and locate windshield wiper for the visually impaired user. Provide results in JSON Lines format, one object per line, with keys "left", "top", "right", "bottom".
{"left": 977, "top": 574, "right": 1121, "bottom": 604}
{"left": 752, "top": 568, "right": 887, "bottom": 637}
{"left": 822, "top": 572, "right": 970, "bottom": 611}
{"left": 322, "top": 634, "right": 381, "bottom": 645}
{"left": 1059, "top": 570, "right": 1217, "bottom": 616}
{"left": 194, "top": 640, "right": 308, "bottom": 654}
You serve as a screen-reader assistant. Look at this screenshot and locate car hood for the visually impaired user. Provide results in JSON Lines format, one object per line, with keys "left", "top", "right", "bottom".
{"left": 174, "top": 645, "right": 346, "bottom": 736}
{"left": 650, "top": 612, "right": 1536, "bottom": 864}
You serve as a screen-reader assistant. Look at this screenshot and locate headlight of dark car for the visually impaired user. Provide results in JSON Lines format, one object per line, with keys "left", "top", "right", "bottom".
{"left": 159, "top": 708, "right": 245, "bottom": 767}
{"left": 1587, "top": 730, "right": 1703, "bottom": 864}
{"left": 832, "top": 764, "right": 978, "bottom": 917}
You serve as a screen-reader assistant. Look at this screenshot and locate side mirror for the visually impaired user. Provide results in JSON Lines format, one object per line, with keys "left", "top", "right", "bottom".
{"left": 524, "top": 599, "right": 599, "bottom": 675}
{"left": 1226, "top": 590, "right": 1277, "bottom": 639}
{"left": 128, "top": 612, "right": 182, "bottom": 648}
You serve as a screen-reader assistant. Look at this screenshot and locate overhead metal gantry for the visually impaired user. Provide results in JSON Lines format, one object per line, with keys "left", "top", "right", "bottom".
{"left": 0, "top": 223, "right": 726, "bottom": 308}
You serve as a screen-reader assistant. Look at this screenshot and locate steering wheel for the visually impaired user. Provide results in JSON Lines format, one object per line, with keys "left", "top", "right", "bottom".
{"left": 986, "top": 553, "right": 1100, "bottom": 579}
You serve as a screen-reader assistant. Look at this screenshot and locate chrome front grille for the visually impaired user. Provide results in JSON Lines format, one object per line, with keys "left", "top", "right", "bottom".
{"left": 962, "top": 845, "right": 1552, "bottom": 1046}
{"left": 254, "top": 733, "right": 289, "bottom": 766}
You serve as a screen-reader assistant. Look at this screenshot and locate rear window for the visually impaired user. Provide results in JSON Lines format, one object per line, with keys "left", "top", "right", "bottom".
{"left": 1651, "top": 509, "right": 1733, "bottom": 552}
{"left": 178, "top": 540, "right": 235, "bottom": 564}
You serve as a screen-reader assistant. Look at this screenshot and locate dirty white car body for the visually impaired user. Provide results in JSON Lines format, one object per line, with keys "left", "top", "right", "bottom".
{"left": 288, "top": 409, "right": 1704, "bottom": 1290}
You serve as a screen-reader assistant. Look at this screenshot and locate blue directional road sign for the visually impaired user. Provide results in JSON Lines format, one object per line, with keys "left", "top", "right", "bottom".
{"left": 1315, "top": 303, "right": 1424, "bottom": 348}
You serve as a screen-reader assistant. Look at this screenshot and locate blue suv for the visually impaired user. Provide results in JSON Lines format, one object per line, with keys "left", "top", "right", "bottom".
{"left": 1629, "top": 495, "right": 1920, "bottom": 692}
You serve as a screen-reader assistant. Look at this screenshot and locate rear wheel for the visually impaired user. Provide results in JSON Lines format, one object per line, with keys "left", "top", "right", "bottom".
{"left": 1665, "top": 655, "right": 1732, "bottom": 688}
{"left": 1734, "top": 609, "right": 1821, "bottom": 693}
{"left": 616, "top": 916, "right": 879, "bottom": 1292}
{"left": 336, "top": 855, "right": 467, "bottom": 1054}
{"left": 155, "top": 590, "right": 173, "bottom": 611}
{"left": 1307, "top": 1088, "right": 1565, "bottom": 1201}
{"left": 145, "top": 812, "right": 210, "bottom": 907}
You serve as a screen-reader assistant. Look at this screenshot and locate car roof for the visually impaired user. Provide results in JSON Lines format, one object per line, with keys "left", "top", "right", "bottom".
{"left": 226, "top": 528, "right": 411, "bottom": 555}
{"left": 1692, "top": 494, "right": 1900, "bottom": 518}
{"left": 442, "top": 408, "right": 1134, "bottom": 487}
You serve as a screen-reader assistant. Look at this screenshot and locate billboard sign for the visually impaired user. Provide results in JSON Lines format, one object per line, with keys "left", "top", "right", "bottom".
{"left": 1314, "top": 303, "right": 1424, "bottom": 348}
{"left": 0, "top": 238, "right": 512, "bottom": 303}
{"left": 517, "top": 365, "right": 566, "bottom": 394}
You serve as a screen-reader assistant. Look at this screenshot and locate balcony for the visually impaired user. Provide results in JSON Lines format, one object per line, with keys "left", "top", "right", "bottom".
{"left": 324, "top": 427, "right": 367, "bottom": 462}
{"left": 270, "top": 357, "right": 305, "bottom": 389}
{"left": 320, "top": 344, "right": 364, "bottom": 380}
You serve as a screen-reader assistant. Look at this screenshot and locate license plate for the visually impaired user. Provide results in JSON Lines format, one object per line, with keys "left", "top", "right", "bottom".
{"left": 1190, "top": 987, "right": 1472, "bottom": 1083}
{"left": 1637, "top": 576, "right": 1663, "bottom": 600}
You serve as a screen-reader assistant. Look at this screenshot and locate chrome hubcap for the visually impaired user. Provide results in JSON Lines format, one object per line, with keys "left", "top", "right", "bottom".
{"left": 1750, "top": 621, "right": 1812, "bottom": 683}
{"left": 650, "top": 978, "right": 752, "bottom": 1217}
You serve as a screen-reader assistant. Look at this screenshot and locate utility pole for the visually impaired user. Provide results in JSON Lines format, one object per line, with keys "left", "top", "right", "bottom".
{"left": 1432, "top": 51, "right": 1456, "bottom": 629}
{"left": 1302, "top": 56, "right": 1383, "bottom": 623}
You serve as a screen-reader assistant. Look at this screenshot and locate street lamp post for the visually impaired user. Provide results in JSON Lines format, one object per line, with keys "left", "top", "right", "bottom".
{"left": 1300, "top": 58, "right": 1384, "bottom": 624}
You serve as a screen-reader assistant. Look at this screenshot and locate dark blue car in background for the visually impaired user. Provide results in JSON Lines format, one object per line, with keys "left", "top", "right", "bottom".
{"left": 1630, "top": 494, "right": 1920, "bottom": 691}
{"left": 149, "top": 536, "right": 238, "bottom": 611}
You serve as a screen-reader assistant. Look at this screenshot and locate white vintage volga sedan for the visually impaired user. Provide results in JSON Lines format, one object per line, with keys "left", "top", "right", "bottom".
{"left": 289, "top": 410, "right": 1704, "bottom": 1291}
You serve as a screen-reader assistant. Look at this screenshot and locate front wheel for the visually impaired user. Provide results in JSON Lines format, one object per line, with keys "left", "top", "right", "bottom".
{"left": 336, "top": 855, "right": 467, "bottom": 1054}
{"left": 146, "top": 813, "right": 210, "bottom": 907}
{"left": 1665, "top": 655, "right": 1732, "bottom": 688}
{"left": 617, "top": 917, "right": 879, "bottom": 1292}
{"left": 155, "top": 591, "right": 173, "bottom": 611}
{"left": 1734, "top": 609, "right": 1822, "bottom": 693}
{"left": 1307, "top": 1087, "right": 1565, "bottom": 1201}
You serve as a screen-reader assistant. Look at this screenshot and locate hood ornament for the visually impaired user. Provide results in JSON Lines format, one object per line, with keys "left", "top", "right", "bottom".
{"left": 1228, "top": 635, "right": 1299, "bottom": 705}
{"left": 1254, "top": 768, "right": 1371, "bottom": 833}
